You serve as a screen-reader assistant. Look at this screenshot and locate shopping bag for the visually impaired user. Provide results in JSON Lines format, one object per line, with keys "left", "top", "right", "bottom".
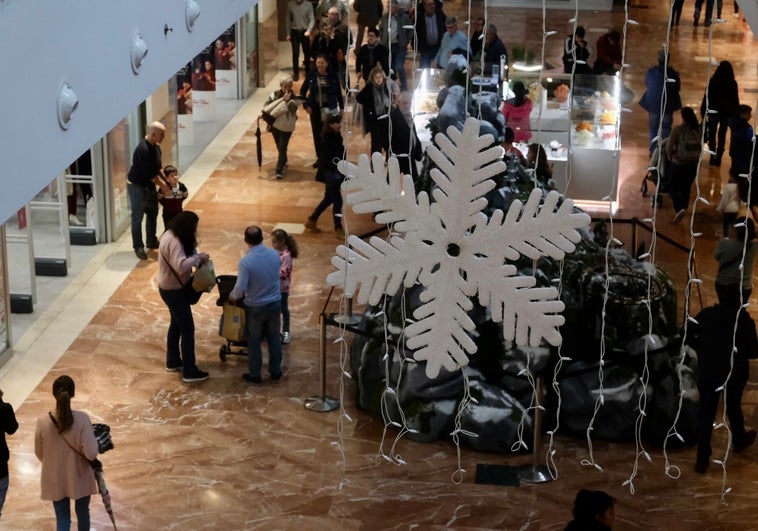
{"left": 220, "top": 303, "right": 246, "bottom": 342}
{"left": 192, "top": 260, "right": 216, "bottom": 292}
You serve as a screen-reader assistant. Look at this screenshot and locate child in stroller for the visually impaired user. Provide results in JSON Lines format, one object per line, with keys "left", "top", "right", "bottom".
{"left": 640, "top": 137, "right": 670, "bottom": 207}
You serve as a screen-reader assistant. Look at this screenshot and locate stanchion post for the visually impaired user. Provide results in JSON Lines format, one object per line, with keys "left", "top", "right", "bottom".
{"left": 333, "top": 296, "right": 361, "bottom": 325}
{"left": 518, "top": 375, "right": 553, "bottom": 483}
{"left": 304, "top": 313, "right": 340, "bottom": 412}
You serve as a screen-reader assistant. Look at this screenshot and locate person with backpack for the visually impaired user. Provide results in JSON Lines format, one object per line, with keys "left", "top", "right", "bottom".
{"left": 666, "top": 107, "right": 703, "bottom": 223}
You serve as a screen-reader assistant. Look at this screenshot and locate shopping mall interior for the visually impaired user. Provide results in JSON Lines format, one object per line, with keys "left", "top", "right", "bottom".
{"left": 2, "top": 1, "right": 758, "bottom": 529}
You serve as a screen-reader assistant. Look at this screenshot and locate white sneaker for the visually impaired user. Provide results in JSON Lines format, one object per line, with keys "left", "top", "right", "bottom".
{"left": 69, "top": 214, "right": 83, "bottom": 226}
{"left": 282, "top": 332, "right": 291, "bottom": 344}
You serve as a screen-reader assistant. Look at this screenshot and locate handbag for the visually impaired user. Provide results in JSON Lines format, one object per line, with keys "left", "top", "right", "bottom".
{"left": 49, "top": 413, "right": 108, "bottom": 469}
{"left": 220, "top": 302, "right": 246, "bottom": 343}
{"left": 161, "top": 250, "right": 204, "bottom": 305}
{"left": 192, "top": 260, "right": 216, "bottom": 292}
{"left": 93, "top": 423, "right": 114, "bottom": 453}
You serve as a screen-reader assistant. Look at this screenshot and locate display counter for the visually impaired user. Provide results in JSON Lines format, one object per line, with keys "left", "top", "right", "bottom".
{"left": 410, "top": 70, "right": 622, "bottom": 207}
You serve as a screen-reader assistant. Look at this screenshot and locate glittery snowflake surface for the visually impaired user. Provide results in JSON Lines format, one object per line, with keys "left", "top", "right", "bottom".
{"left": 326, "top": 117, "right": 591, "bottom": 378}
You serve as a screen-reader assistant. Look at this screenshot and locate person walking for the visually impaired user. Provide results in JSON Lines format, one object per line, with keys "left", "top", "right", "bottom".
{"left": 305, "top": 113, "right": 346, "bottom": 238}
{"left": 355, "top": 27, "right": 390, "bottom": 81}
{"left": 716, "top": 174, "right": 741, "bottom": 238}
{"left": 353, "top": 0, "right": 383, "bottom": 51}
{"left": 714, "top": 216, "right": 756, "bottom": 304}
{"left": 415, "top": 0, "right": 447, "bottom": 68}
{"left": 286, "top": 0, "right": 315, "bottom": 81}
{"left": 686, "top": 289, "right": 758, "bottom": 474}
{"left": 34, "top": 375, "right": 99, "bottom": 531}
{"left": 262, "top": 76, "right": 298, "bottom": 179}
{"left": 356, "top": 65, "right": 398, "bottom": 156}
{"left": 127, "top": 121, "right": 171, "bottom": 260}
{"left": 157, "top": 211, "right": 211, "bottom": 383}
{"left": 728, "top": 104, "right": 753, "bottom": 180}
{"left": 666, "top": 107, "right": 702, "bottom": 223}
{"left": 385, "top": 1, "right": 413, "bottom": 91}
{"left": 672, "top": 0, "right": 684, "bottom": 26}
{"left": 0, "top": 390, "right": 17, "bottom": 518}
{"left": 700, "top": 60, "right": 739, "bottom": 167}
{"left": 271, "top": 229, "right": 298, "bottom": 345}
{"left": 639, "top": 50, "right": 682, "bottom": 155}
{"left": 300, "top": 54, "right": 344, "bottom": 168}
{"left": 228, "top": 226, "right": 283, "bottom": 384}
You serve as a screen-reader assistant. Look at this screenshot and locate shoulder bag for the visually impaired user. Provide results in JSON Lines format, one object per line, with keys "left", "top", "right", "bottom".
{"left": 48, "top": 413, "right": 108, "bottom": 470}
{"left": 161, "top": 251, "right": 203, "bottom": 305}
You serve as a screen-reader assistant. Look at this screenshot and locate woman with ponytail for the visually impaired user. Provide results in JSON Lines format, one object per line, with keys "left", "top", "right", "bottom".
{"left": 34, "top": 375, "right": 98, "bottom": 531}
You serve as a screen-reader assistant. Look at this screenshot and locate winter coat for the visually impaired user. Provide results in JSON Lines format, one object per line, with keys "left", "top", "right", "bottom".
{"left": 263, "top": 90, "right": 298, "bottom": 133}
{"left": 639, "top": 64, "right": 682, "bottom": 115}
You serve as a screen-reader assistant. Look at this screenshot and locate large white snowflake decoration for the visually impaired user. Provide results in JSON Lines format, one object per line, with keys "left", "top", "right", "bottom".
{"left": 326, "top": 117, "right": 591, "bottom": 378}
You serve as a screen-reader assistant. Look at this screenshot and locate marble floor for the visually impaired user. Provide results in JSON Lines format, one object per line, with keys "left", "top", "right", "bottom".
{"left": 2, "top": 2, "right": 758, "bottom": 529}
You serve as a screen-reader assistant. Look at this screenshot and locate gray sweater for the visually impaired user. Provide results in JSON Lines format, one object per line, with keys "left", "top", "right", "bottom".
{"left": 286, "top": 0, "right": 315, "bottom": 33}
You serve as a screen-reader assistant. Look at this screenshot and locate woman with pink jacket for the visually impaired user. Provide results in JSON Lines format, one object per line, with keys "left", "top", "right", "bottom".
{"left": 34, "top": 375, "right": 99, "bottom": 531}
{"left": 502, "top": 81, "right": 533, "bottom": 142}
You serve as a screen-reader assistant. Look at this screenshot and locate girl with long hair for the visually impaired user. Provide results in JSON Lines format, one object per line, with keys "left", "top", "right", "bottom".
{"left": 157, "top": 210, "right": 211, "bottom": 382}
{"left": 700, "top": 60, "right": 739, "bottom": 166}
{"left": 356, "top": 65, "right": 398, "bottom": 156}
{"left": 35, "top": 375, "right": 99, "bottom": 531}
{"left": 271, "top": 229, "right": 299, "bottom": 344}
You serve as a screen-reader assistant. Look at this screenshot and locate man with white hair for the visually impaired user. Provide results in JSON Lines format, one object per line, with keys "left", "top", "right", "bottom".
{"left": 434, "top": 17, "right": 470, "bottom": 69}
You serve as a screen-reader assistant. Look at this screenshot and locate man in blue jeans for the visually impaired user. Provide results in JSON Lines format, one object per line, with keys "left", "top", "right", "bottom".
{"left": 127, "top": 121, "right": 170, "bottom": 260}
{"left": 228, "top": 226, "right": 283, "bottom": 384}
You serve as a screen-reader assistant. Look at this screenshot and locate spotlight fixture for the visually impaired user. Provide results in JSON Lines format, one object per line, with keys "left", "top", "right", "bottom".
{"left": 185, "top": 0, "right": 200, "bottom": 31}
{"left": 57, "top": 82, "right": 79, "bottom": 130}
{"left": 131, "top": 31, "right": 149, "bottom": 74}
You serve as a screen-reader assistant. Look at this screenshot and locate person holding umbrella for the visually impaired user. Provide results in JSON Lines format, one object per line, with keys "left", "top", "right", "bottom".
{"left": 34, "top": 375, "right": 99, "bottom": 531}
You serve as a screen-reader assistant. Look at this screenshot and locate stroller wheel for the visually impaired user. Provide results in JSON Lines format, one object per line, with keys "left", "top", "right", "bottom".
{"left": 219, "top": 344, "right": 230, "bottom": 361}
{"left": 640, "top": 180, "right": 648, "bottom": 197}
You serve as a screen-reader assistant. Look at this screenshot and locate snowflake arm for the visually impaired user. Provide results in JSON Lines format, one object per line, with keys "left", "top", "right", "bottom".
{"left": 326, "top": 235, "right": 436, "bottom": 306}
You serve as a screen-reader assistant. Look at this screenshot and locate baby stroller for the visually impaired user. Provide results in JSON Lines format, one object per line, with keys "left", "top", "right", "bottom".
{"left": 640, "top": 137, "right": 670, "bottom": 207}
{"left": 216, "top": 274, "right": 247, "bottom": 361}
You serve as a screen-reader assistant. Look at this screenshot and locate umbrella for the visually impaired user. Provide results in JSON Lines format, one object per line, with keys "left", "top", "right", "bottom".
{"left": 255, "top": 117, "right": 262, "bottom": 171}
{"left": 94, "top": 465, "right": 118, "bottom": 530}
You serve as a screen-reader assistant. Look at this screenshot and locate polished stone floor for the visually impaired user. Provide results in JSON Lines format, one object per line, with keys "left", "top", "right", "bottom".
{"left": 2, "top": 2, "right": 758, "bottom": 529}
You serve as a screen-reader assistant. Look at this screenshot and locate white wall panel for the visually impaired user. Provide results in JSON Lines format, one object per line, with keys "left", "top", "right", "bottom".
{"left": 0, "top": 0, "right": 256, "bottom": 223}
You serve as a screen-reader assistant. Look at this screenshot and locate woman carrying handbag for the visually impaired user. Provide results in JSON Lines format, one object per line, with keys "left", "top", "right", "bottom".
{"left": 158, "top": 211, "right": 211, "bottom": 383}
{"left": 34, "top": 375, "right": 99, "bottom": 531}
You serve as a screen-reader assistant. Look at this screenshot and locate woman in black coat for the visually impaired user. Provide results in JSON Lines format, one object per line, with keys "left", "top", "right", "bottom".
{"left": 300, "top": 54, "right": 344, "bottom": 166}
{"left": 356, "top": 65, "right": 398, "bottom": 156}
{"left": 305, "top": 114, "right": 347, "bottom": 239}
{"left": 700, "top": 60, "right": 739, "bottom": 166}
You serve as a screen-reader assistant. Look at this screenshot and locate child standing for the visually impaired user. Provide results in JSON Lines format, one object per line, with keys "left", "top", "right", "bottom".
{"left": 271, "top": 229, "right": 298, "bottom": 344}
{"left": 158, "top": 165, "right": 188, "bottom": 227}
{"left": 717, "top": 174, "right": 741, "bottom": 238}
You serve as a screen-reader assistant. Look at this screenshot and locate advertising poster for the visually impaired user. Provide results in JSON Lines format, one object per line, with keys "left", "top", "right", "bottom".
{"left": 176, "top": 63, "right": 194, "bottom": 145}
{"left": 214, "top": 25, "right": 237, "bottom": 99}
{"left": 192, "top": 44, "right": 216, "bottom": 122}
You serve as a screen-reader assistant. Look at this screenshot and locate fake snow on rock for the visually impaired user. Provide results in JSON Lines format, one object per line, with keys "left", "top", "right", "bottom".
{"left": 327, "top": 117, "right": 591, "bottom": 379}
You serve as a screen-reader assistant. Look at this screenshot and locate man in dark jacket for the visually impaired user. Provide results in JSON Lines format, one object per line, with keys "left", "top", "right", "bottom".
{"left": 639, "top": 50, "right": 682, "bottom": 154}
{"left": 686, "top": 289, "right": 758, "bottom": 473}
{"left": 415, "top": 0, "right": 446, "bottom": 68}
